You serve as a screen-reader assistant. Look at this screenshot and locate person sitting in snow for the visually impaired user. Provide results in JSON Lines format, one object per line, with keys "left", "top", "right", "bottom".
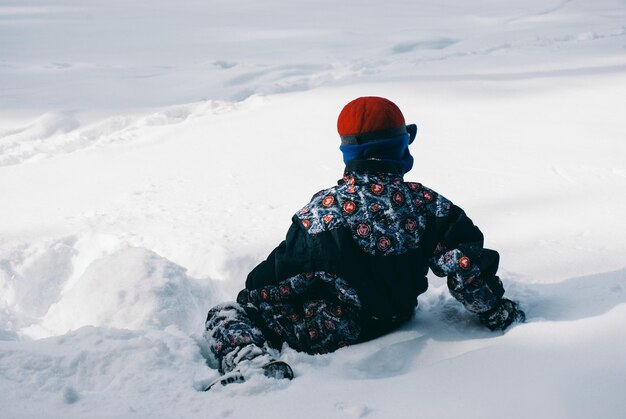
{"left": 203, "top": 96, "right": 525, "bottom": 390}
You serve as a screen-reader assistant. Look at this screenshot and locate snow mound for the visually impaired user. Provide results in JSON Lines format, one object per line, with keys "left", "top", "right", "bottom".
{"left": 24, "top": 247, "right": 218, "bottom": 338}
{"left": 0, "top": 237, "right": 77, "bottom": 333}
{"left": 1, "top": 238, "right": 220, "bottom": 340}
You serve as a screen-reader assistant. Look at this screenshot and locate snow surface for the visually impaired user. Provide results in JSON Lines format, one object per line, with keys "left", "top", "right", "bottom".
{"left": 1, "top": 1, "right": 626, "bottom": 418}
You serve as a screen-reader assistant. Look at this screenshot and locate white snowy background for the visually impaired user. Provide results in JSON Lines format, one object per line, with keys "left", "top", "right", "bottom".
{"left": 1, "top": 1, "right": 626, "bottom": 418}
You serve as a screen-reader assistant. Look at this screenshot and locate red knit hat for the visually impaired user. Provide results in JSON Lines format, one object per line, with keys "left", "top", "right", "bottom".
{"left": 337, "top": 97, "right": 407, "bottom": 145}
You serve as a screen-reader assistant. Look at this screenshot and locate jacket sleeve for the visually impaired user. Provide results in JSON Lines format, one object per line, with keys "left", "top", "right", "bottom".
{"left": 245, "top": 216, "right": 312, "bottom": 290}
{"left": 428, "top": 204, "right": 505, "bottom": 314}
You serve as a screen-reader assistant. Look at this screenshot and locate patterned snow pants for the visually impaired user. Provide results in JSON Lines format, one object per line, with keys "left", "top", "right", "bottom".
{"left": 204, "top": 270, "right": 508, "bottom": 373}
{"left": 204, "top": 298, "right": 362, "bottom": 373}
{"left": 204, "top": 271, "right": 364, "bottom": 373}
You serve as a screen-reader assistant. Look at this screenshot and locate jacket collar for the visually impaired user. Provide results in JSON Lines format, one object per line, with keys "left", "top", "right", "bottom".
{"left": 340, "top": 159, "right": 405, "bottom": 186}
{"left": 343, "top": 159, "right": 404, "bottom": 176}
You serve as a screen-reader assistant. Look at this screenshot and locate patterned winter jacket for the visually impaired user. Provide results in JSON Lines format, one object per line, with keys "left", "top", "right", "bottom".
{"left": 244, "top": 159, "right": 502, "bottom": 339}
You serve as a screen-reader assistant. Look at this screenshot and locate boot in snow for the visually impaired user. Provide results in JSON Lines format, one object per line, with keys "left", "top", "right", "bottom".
{"left": 204, "top": 359, "right": 294, "bottom": 391}
{"left": 262, "top": 360, "right": 294, "bottom": 380}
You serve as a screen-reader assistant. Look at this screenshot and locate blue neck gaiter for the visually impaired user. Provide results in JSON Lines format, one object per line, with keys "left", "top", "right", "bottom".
{"left": 339, "top": 133, "right": 414, "bottom": 174}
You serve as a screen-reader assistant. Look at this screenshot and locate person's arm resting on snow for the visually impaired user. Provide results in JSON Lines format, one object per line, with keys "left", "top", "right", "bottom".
{"left": 428, "top": 204, "right": 525, "bottom": 331}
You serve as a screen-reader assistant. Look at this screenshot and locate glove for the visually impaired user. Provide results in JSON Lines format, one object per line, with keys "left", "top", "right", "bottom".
{"left": 479, "top": 298, "right": 526, "bottom": 331}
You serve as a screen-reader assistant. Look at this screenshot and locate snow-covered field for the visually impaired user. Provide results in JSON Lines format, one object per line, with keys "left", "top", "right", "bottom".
{"left": 1, "top": 1, "right": 626, "bottom": 418}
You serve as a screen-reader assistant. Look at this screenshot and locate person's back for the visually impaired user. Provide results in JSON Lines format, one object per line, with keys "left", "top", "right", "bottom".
{"left": 202, "top": 96, "right": 525, "bottom": 390}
